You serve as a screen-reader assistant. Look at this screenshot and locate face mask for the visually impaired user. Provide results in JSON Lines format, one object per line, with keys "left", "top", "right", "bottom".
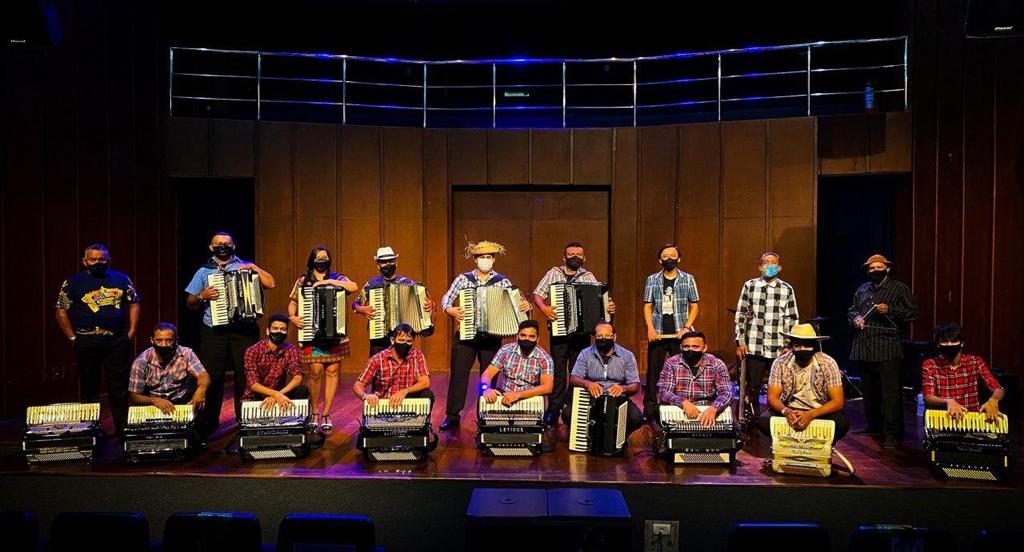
{"left": 939, "top": 344, "right": 962, "bottom": 360}
{"left": 660, "top": 258, "right": 679, "bottom": 271}
{"left": 312, "top": 260, "right": 331, "bottom": 273}
{"left": 268, "top": 332, "right": 287, "bottom": 345}
{"left": 761, "top": 264, "right": 780, "bottom": 279}
{"left": 793, "top": 349, "right": 815, "bottom": 365}
{"left": 393, "top": 342, "right": 412, "bottom": 358}
{"left": 868, "top": 270, "right": 888, "bottom": 283}
{"left": 212, "top": 244, "right": 234, "bottom": 259}
{"left": 87, "top": 263, "right": 109, "bottom": 277}
{"left": 595, "top": 339, "right": 614, "bottom": 354}
{"left": 154, "top": 344, "right": 176, "bottom": 358}
{"left": 518, "top": 340, "right": 537, "bottom": 356}
{"left": 379, "top": 263, "right": 397, "bottom": 278}
{"left": 681, "top": 350, "right": 703, "bottom": 367}
{"left": 476, "top": 257, "right": 494, "bottom": 272}
{"left": 565, "top": 257, "right": 584, "bottom": 270}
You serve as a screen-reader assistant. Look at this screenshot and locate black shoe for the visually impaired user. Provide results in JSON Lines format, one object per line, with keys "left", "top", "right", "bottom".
{"left": 881, "top": 436, "right": 901, "bottom": 449}
{"left": 853, "top": 426, "right": 883, "bottom": 436}
{"left": 439, "top": 415, "right": 460, "bottom": 431}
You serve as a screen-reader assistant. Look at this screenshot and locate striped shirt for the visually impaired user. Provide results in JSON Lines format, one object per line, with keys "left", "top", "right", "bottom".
{"left": 847, "top": 277, "right": 918, "bottom": 361}
{"left": 769, "top": 351, "right": 843, "bottom": 409}
{"left": 440, "top": 270, "right": 515, "bottom": 310}
{"left": 921, "top": 354, "right": 1002, "bottom": 411}
{"left": 656, "top": 353, "right": 733, "bottom": 410}
{"left": 734, "top": 277, "right": 799, "bottom": 358}
{"left": 643, "top": 270, "right": 699, "bottom": 334}
{"left": 532, "top": 266, "right": 599, "bottom": 300}
{"left": 570, "top": 344, "right": 640, "bottom": 391}
{"left": 491, "top": 342, "right": 555, "bottom": 393}
{"left": 357, "top": 348, "right": 430, "bottom": 398}
{"left": 129, "top": 346, "right": 206, "bottom": 402}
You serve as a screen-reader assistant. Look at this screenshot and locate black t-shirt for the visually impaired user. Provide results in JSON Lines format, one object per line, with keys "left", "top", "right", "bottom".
{"left": 56, "top": 270, "right": 139, "bottom": 335}
{"left": 661, "top": 276, "right": 676, "bottom": 335}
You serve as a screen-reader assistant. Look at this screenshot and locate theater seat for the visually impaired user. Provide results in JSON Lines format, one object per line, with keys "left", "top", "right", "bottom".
{"left": 162, "top": 512, "right": 261, "bottom": 552}
{"left": 276, "top": 513, "right": 377, "bottom": 552}
{"left": 49, "top": 512, "right": 149, "bottom": 552}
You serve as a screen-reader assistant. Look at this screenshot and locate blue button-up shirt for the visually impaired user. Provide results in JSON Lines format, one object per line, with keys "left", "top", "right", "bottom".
{"left": 570, "top": 343, "right": 640, "bottom": 391}
{"left": 185, "top": 256, "right": 245, "bottom": 327}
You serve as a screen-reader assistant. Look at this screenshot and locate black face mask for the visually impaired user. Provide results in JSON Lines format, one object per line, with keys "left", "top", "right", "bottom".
{"left": 661, "top": 258, "right": 679, "bottom": 271}
{"left": 312, "top": 260, "right": 331, "bottom": 273}
{"left": 518, "top": 340, "right": 537, "bottom": 356}
{"left": 681, "top": 350, "right": 703, "bottom": 367}
{"left": 212, "top": 245, "right": 234, "bottom": 259}
{"left": 595, "top": 339, "right": 614, "bottom": 354}
{"left": 268, "top": 332, "right": 287, "bottom": 345}
{"left": 565, "top": 257, "right": 584, "bottom": 270}
{"left": 939, "top": 344, "right": 962, "bottom": 360}
{"left": 793, "top": 350, "right": 816, "bottom": 365}
{"left": 393, "top": 342, "right": 412, "bottom": 358}
{"left": 380, "top": 264, "right": 397, "bottom": 278}
{"left": 868, "top": 270, "right": 888, "bottom": 283}
{"left": 87, "top": 263, "right": 109, "bottom": 277}
{"left": 154, "top": 344, "right": 176, "bottom": 358}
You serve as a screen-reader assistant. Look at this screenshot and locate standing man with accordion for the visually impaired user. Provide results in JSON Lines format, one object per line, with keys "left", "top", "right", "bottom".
{"left": 185, "top": 232, "right": 276, "bottom": 437}
{"left": 352, "top": 246, "right": 435, "bottom": 357}
{"left": 439, "top": 240, "right": 532, "bottom": 431}
{"left": 532, "top": 241, "right": 616, "bottom": 432}
{"left": 566, "top": 322, "right": 643, "bottom": 440}
{"left": 55, "top": 243, "right": 140, "bottom": 436}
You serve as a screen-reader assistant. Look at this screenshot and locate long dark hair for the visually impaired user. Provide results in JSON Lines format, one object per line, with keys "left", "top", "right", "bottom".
{"left": 303, "top": 245, "right": 332, "bottom": 286}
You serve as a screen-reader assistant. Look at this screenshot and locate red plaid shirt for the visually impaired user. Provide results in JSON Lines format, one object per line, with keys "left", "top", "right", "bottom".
{"left": 921, "top": 354, "right": 1002, "bottom": 411}
{"left": 242, "top": 339, "right": 302, "bottom": 400}
{"left": 358, "top": 348, "right": 430, "bottom": 397}
{"left": 491, "top": 342, "right": 555, "bottom": 393}
{"left": 656, "top": 353, "right": 733, "bottom": 410}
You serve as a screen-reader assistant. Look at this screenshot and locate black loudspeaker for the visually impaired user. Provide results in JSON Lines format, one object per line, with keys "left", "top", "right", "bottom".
{"left": 5, "top": 0, "right": 62, "bottom": 48}
{"left": 966, "top": 0, "right": 1024, "bottom": 37}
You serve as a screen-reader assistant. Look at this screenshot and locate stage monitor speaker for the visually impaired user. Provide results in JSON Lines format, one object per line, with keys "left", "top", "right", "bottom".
{"left": 966, "top": 0, "right": 1024, "bottom": 37}
{"left": 6, "top": 0, "right": 62, "bottom": 48}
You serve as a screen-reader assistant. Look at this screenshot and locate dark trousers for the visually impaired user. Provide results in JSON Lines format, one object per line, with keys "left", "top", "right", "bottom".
{"left": 859, "top": 359, "right": 904, "bottom": 438}
{"left": 756, "top": 409, "right": 850, "bottom": 442}
{"left": 561, "top": 396, "right": 644, "bottom": 437}
{"left": 644, "top": 338, "right": 681, "bottom": 413}
{"left": 445, "top": 332, "right": 502, "bottom": 418}
{"left": 547, "top": 334, "right": 592, "bottom": 422}
{"left": 744, "top": 355, "right": 774, "bottom": 416}
{"left": 408, "top": 389, "right": 436, "bottom": 417}
{"left": 198, "top": 323, "right": 260, "bottom": 435}
{"left": 74, "top": 333, "right": 132, "bottom": 433}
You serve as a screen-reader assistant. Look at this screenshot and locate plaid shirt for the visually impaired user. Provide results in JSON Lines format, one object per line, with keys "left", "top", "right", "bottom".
{"left": 532, "top": 266, "right": 599, "bottom": 300}
{"left": 768, "top": 351, "right": 843, "bottom": 409}
{"left": 242, "top": 339, "right": 302, "bottom": 400}
{"left": 357, "top": 348, "right": 430, "bottom": 397}
{"left": 440, "top": 270, "right": 514, "bottom": 309}
{"left": 129, "top": 346, "right": 206, "bottom": 402}
{"left": 491, "top": 342, "right": 554, "bottom": 393}
{"left": 921, "top": 354, "right": 1002, "bottom": 411}
{"left": 643, "top": 270, "right": 699, "bottom": 334}
{"left": 656, "top": 353, "right": 733, "bottom": 410}
{"left": 734, "top": 277, "right": 799, "bottom": 357}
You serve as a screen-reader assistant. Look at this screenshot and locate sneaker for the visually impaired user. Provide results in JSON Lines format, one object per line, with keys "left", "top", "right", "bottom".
{"left": 320, "top": 414, "right": 333, "bottom": 433}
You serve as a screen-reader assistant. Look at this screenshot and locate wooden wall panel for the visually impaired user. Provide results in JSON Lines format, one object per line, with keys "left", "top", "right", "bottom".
{"left": 868, "top": 111, "right": 912, "bottom": 173}
{"left": 487, "top": 130, "right": 530, "bottom": 184}
{"left": 818, "top": 116, "right": 868, "bottom": 175}
{"left": 422, "top": 129, "right": 450, "bottom": 371}
{"left": 448, "top": 129, "right": 487, "bottom": 185}
{"left": 166, "top": 118, "right": 209, "bottom": 177}
{"left": 382, "top": 128, "right": 425, "bottom": 282}
{"left": 769, "top": 117, "right": 816, "bottom": 318}
{"left": 254, "top": 123, "right": 296, "bottom": 336}
{"left": 530, "top": 130, "right": 571, "bottom": 184}
{"left": 293, "top": 124, "right": 339, "bottom": 317}
{"left": 722, "top": 120, "right": 768, "bottom": 220}
{"left": 210, "top": 120, "right": 255, "bottom": 178}
{"left": 610, "top": 129, "right": 640, "bottom": 363}
{"left": 572, "top": 129, "right": 613, "bottom": 185}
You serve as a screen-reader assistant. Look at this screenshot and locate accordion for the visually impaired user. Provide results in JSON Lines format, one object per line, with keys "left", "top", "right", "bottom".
{"left": 23, "top": 403, "right": 101, "bottom": 463}
{"left": 297, "top": 286, "right": 347, "bottom": 343}
{"left": 770, "top": 416, "right": 835, "bottom": 477}
{"left": 459, "top": 287, "right": 527, "bottom": 341}
{"left": 568, "top": 387, "right": 629, "bottom": 456}
{"left": 368, "top": 282, "right": 433, "bottom": 340}
{"left": 923, "top": 410, "right": 1010, "bottom": 481}
{"left": 659, "top": 404, "right": 738, "bottom": 464}
{"left": 550, "top": 282, "right": 611, "bottom": 337}
{"left": 238, "top": 399, "right": 311, "bottom": 460}
{"left": 358, "top": 398, "right": 435, "bottom": 461}
{"left": 123, "top": 404, "right": 196, "bottom": 463}
{"left": 476, "top": 395, "right": 545, "bottom": 457}
{"left": 209, "top": 269, "right": 264, "bottom": 327}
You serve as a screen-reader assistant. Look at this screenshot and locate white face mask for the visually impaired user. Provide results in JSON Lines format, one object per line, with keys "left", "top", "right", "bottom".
{"left": 476, "top": 257, "right": 494, "bottom": 272}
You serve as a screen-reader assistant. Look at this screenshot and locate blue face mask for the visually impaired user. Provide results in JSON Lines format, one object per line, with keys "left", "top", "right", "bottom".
{"left": 761, "top": 264, "right": 780, "bottom": 278}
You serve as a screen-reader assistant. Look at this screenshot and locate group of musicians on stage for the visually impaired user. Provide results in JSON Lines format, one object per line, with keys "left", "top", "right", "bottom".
{"left": 55, "top": 232, "right": 1006, "bottom": 459}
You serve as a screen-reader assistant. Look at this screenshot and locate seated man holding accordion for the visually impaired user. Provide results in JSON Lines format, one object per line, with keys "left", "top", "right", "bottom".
{"left": 566, "top": 321, "right": 643, "bottom": 436}
{"left": 242, "top": 314, "right": 308, "bottom": 410}
{"left": 128, "top": 323, "right": 210, "bottom": 419}
{"left": 656, "top": 331, "right": 733, "bottom": 427}
{"left": 480, "top": 319, "right": 554, "bottom": 407}
{"left": 921, "top": 323, "right": 1004, "bottom": 420}
{"left": 353, "top": 324, "right": 434, "bottom": 412}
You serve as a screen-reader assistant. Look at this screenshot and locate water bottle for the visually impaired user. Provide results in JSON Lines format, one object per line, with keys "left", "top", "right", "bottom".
{"left": 916, "top": 393, "right": 925, "bottom": 416}
{"left": 864, "top": 80, "right": 876, "bottom": 112}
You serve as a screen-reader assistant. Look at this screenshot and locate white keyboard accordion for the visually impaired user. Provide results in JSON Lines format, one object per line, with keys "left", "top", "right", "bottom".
{"left": 368, "top": 282, "right": 433, "bottom": 340}
{"left": 923, "top": 410, "right": 1010, "bottom": 481}
{"left": 659, "top": 404, "right": 738, "bottom": 464}
{"left": 23, "top": 403, "right": 101, "bottom": 463}
{"left": 208, "top": 269, "right": 264, "bottom": 327}
{"left": 769, "top": 416, "right": 836, "bottom": 477}
{"left": 238, "top": 399, "right": 311, "bottom": 460}
{"left": 123, "top": 404, "right": 196, "bottom": 462}
{"left": 550, "top": 282, "right": 611, "bottom": 337}
{"left": 358, "top": 397, "right": 435, "bottom": 461}
{"left": 458, "top": 287, "right": 527, "bottom": 340}
{"left": 476, "top": 395, "right": 546, "bottom": 457}
{"left": 568, "top": 387, "right": 629, "bottom": 456}
{"left": 297, "top": 286, "right": 347, "bottom": 343}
